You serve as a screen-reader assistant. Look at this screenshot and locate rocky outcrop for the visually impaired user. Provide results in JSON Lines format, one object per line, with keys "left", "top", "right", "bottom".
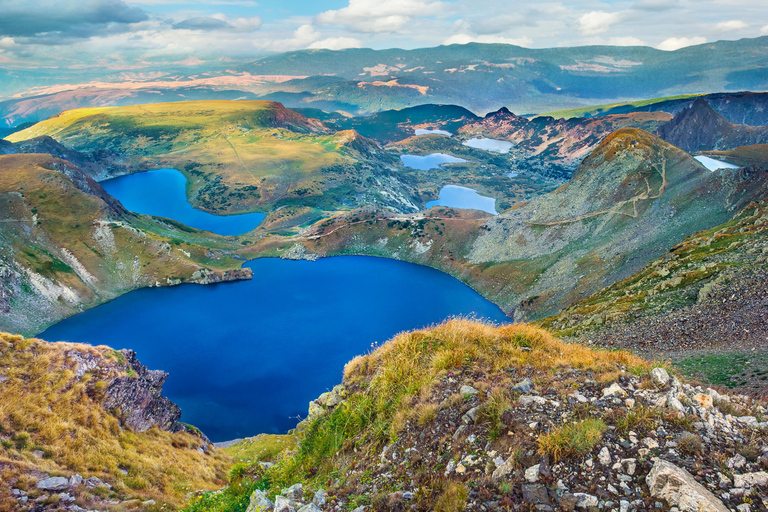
{"left": 103, "top": 349, "right": 184, "bottom": 434}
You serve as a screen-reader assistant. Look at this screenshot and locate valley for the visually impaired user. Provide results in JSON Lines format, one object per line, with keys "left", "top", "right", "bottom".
{"left": 1, "top": 33, "right": 768, "bottom": 512}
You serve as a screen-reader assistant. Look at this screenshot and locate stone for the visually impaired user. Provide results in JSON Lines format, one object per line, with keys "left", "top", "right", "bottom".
{"left": 246, "top": 490, "right": 274, "bottom": 512}
{"left": 525, "top": 464, "right": 540, "bottom": 482}
{"left": 736, "top": 504, "right": 751, "bottom": 512}
{"left": 625, "top": 398, "right": 635, "bottom": 409}
{"left": 455, "top": 463, "right": 466, "bottom": 474}
{"left": 598, "top": 447, "right": 611, "bottom": 466}
{"left": 692, "top": 393, "right": 713, "bottom": 409}
{"left": 738, "top": 416, "right": 758, "bottom": 426}
{"left": 646, "top": 459, "right": 729, "bottom": 512}
{"left": 512, "top": 378, "right": 534, "bottom": 393}
{"left": 520, "top": 395, "right": 548, "bottom": 407}
{"left": 462, "top": 406, "right": 480, "bottom": 424}
{"left": 37, "top": 477, "right": 69, "bottom": 492}
{"left": 733, "top": 471, "right": 768, "bottom": 488}
{"left": 492, "top": 454, "right": 516, "bottom": 481}
{"left": 142, "top": 500, "right": 157, "bottom": 507}
{"left": 274, "top": 495, "right": 297, "bottom": 512}
{"left": 452, "top": 424, "right": 467, "bottom": 441}
{"left": 602, "top": 383, "right": 627, "bottom": 398}
{"left": 522, "top": 483, "right": 550, "bottom": 505}
{"left": 728, "top": 454, "right": 747, "bottom": 469}
{"left": 312, "top": 489, "right": 326, "bottom": 507}
{"left": 282, "top": 484, "right": 303, "bottom": 500}
{"left": 667, "top": 397, "right": 685, "bottom": 413}
{"left": 642, "top": 438, "right": 659, "bottom": 449}
{"left": 85, "top": 476, "right": 110, "bottom": 489}
{"left": 650, "top": 368, "right": 670, "bottom": 389}
{"left": 460, "top": 385, "right": 478, "bottom": 395}
{"left": 559, "top": 494, "right": 578, "bottom": 511}
{"left": 572, "top": 493, "right": 598, "bottom": 509}
{"left": 297, "top": 505, "right": 321, "bottom": 512}
{"left": 69, "top": 474, "right": 83, "bottom": 487}
{"left": 621, "top": 458, "right": 637, "bottom": 476}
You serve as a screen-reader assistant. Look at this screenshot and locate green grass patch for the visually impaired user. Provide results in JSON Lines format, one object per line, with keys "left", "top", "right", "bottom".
{"left": 537, "top": 418, "right": 607, "bottom": 462}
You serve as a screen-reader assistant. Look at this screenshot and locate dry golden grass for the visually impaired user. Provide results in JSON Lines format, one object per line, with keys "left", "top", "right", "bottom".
{"left": 0, "top": 332, "right": 231, "bottom": 507}
{"left": 344, "top": 318, "right": 650, "bottom": 393}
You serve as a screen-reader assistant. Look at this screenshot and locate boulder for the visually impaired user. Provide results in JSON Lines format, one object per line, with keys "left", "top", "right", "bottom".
{"left": 274, "top": 496, "right": 297, "bottom": 512}
{"left": 512, "top": 378, "right": 534, "bottom": 393}
{"left": 646, "top": 459, "right": 729, "bottom": 512}
{"left": 37, "top": 477, "right": 69, "bottom": 491}
{"left": 650, "top": 368, "right": 670, "bottom": 389}
{"left": 733, "top": 471, "right": 768, "bottom": 488}
{"left": 522, "top": 483, "right": 550, "bottom": 506}
{"left": 246, "top": 489, "right": 274, "bottom": 512}
{"left": 460, "top": 385, "right": 478, "bottom": 395}
{"left": 602, "top": 383, "right": 627, "bottom": 397}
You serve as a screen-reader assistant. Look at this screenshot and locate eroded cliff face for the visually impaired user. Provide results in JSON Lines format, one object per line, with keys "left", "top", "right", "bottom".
{"left": 104, "top": 349, "right": 185, "bottom": 434}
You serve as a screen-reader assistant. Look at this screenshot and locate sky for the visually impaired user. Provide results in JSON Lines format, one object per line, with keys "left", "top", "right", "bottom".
{"left": 0, "top": 0, "right": 767, "bottom": 69}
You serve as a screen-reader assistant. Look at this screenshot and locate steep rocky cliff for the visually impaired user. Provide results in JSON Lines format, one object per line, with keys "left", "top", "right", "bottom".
{"left": 656, "top": 99, "right": 768, "bottom": 153}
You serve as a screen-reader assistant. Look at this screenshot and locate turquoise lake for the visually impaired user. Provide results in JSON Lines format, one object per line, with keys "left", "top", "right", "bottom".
{"left": 101, "top": 168, "right": 265, "bottom": 236}
{"left": 41, "top": 257, "right": 510, "bottom": 441}
{"left": 400, "top": 153, "right": 468, "bottom": 170}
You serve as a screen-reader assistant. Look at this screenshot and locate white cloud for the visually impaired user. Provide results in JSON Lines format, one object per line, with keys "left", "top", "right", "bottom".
{"left": 308, "top": 37, "right": 362, "bottom": 50}
{"left": 578, "top": 11, "right": 622, "bottom": 35}
{"left": 442, "top": 33, "right": 532, "bottom": 47}
{"left": 715, "top": 20, "right": 748, "bottom": 32}
{"left": 762, "top": 24, "right": 768, "bottom": 35}
{"left": 608, "top": 36, "right": 647, "bottom": 46}
{"left": 316, "top": 0, "right": 446, "bottom": 33}
{"left": 656, "top": 36, "right": 706, "bottom": 51}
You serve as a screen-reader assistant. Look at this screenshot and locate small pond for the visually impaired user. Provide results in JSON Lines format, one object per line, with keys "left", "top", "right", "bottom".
{"left": 426, "top": 185, "right": 497, "bottom": 215}
{"left": 400, "top": 153, "right": 468, "bottom": 171}
{"left": 462, "top": 137, "right": 514, "bottom": 154}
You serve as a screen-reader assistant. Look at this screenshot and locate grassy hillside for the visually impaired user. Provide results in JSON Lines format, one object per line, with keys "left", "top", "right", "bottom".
{"left": 0, "top": 153, "right": 250, "bottom": 335}
{"left": 0, "top": 332, "right": 232, "bottom": 510}
{"left": 185, "top": 318, "right": 768, "bottom": 512}
{"left": 7, "top": 101, "right": 420, "bottom": 216}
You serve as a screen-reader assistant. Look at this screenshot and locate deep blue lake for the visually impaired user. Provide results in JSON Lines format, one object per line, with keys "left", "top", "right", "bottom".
{"left": 101, "top": 168, "right": 265, "bottom": 236}
{"left": 41, "top": 257, "right": 509, "bottom": 441}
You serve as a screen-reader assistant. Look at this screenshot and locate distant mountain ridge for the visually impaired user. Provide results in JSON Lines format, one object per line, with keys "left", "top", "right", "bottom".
{"left": 1, "top": 37, "right": 767, "bottom": 127}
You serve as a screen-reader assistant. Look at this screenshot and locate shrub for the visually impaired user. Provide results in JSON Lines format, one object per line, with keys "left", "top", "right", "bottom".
{"left": 537, "top": 419, "right": 607, "bottom": 462}
{"left": 677, "top": 433, "right": 704, "bottom": 456}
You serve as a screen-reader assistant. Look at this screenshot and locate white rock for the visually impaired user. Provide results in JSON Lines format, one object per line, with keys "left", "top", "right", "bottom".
{"left": 667, "top": 397, "right": 685, "bottom": 413}
{"left": 274, "top": 496, "right": 297, "bottom": 512}
{"left": 602, "top": 383, "right": 627, "bottom": 397}
{"left": 37, "top": 477, "right": 69, "bottom": 492}
{"left": 728, "top": 453, "right": 747, "bottom": 469}
{"left": 519, "top": 395, "right": 548, "bottom": 406}
{"left": 525, "top": 464, "right": 540, "bottom": 482}
{"left": 573, "top": 493, "right": 598, "bottom": 509}
{"left": 460, "top": 385, "right": 478, "bottom": 395}
{"left": 733, "top": 471, "right": 768, "bottom": 488}
{"left": 642, "top": 438, "right": 659, "bottom": 449}
{"left": 650, "top": 368, "right": 670, "bottom": 388}
{"left": 313, "top": 489, "right": 326, "bottom": 507}
{"left": 297, "top": 505, "right": 321, "bottom": 512}
{"left": 646, "top": 460, "right": 729, "bottom": 512}
{"left": 625, "top": 398, "right": 636, "bottom": 408}
{"left": 598, "top": 446, "right": 611, "bottom": 466}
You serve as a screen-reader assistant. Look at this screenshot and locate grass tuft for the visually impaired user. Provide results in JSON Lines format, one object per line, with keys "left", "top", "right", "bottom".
{"left": 537, "top": 418, "right": 607, "bottom": 462}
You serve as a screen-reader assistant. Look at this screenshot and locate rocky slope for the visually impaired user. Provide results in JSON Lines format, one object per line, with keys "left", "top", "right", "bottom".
{"left": 262, "top": 128, "right": 768, "bottom": 322}
{"left": 0, "top": 153, "right": 251, "bottom": 335}
{"left": 456, "top": 108, "right": 672, "bottom": 177}
{"left": 656, "top": 99, "right": 768, "bottom": 153}
{"left": 0, "top": 331, "right": 231, "bottom": 510}
{"left": 190, "top": 319, "right": 768, "bottom": 512}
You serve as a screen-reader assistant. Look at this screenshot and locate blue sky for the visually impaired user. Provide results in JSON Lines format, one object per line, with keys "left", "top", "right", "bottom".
{"left": 0, "top": 0, "right": 767, "bottom": 68}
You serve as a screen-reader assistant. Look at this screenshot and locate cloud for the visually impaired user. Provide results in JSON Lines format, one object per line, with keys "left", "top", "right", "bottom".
{"left": 608, "top": 36, "right": 647, "bottom": 46}
{"left": 578, "top": 11, "right": 622, "bottom": 35}
{"left": 762, "top": 24, "right": 768, "bottom": 35}
{"left": 632, "top": 0, "right": 680, "bottom": 12}
{"left": 173, "top": 17, "right": 232, "bottom": 30}
{"left": 308, "top": 37, "right": 362, "bottom": 50}
{"left": 316, "top": 0, "right": 445, "bottom": 33}
{"left": 442, "top": 33, "right": 532, "bottom": 47}
{"left": 657, "top": 36, "right": 706, "bottom": 51}
{"left": 172, "top": 14, "right": 262, "bottom": 32}
{"left": 715, "top": 20, "right": 748, "bottom": 32}
{"left": 0, "top": 0, "right": 148, "bottom": 43}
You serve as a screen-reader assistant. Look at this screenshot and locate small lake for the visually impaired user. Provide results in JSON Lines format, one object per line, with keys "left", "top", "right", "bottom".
{"left": 400, "top": 153, "right": 468, "bottom": 171}
{"left": 101, "top": 168, "right": 265, "bottom": 236}
{"left": 40, "top": 256, "right": 509, "bottom": 442}
{"left": 426, "top": 185, "right": 497, "bottom": 215}
{"left": 506, "top": 172, "right": 519, "bottom": 178}
{"left": 694, "top": 156, "right": 740, "bottom": 172}
{"left": 414, "top": 128, "right": 452, "bottom": 136}
{"left": 463, "top": 137, "right": 514, "bottom": 154}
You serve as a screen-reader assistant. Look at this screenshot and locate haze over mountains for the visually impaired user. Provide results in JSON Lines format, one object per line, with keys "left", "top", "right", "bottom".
{"left": 2, "top": 36, "right": 768, "bottom": 128}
